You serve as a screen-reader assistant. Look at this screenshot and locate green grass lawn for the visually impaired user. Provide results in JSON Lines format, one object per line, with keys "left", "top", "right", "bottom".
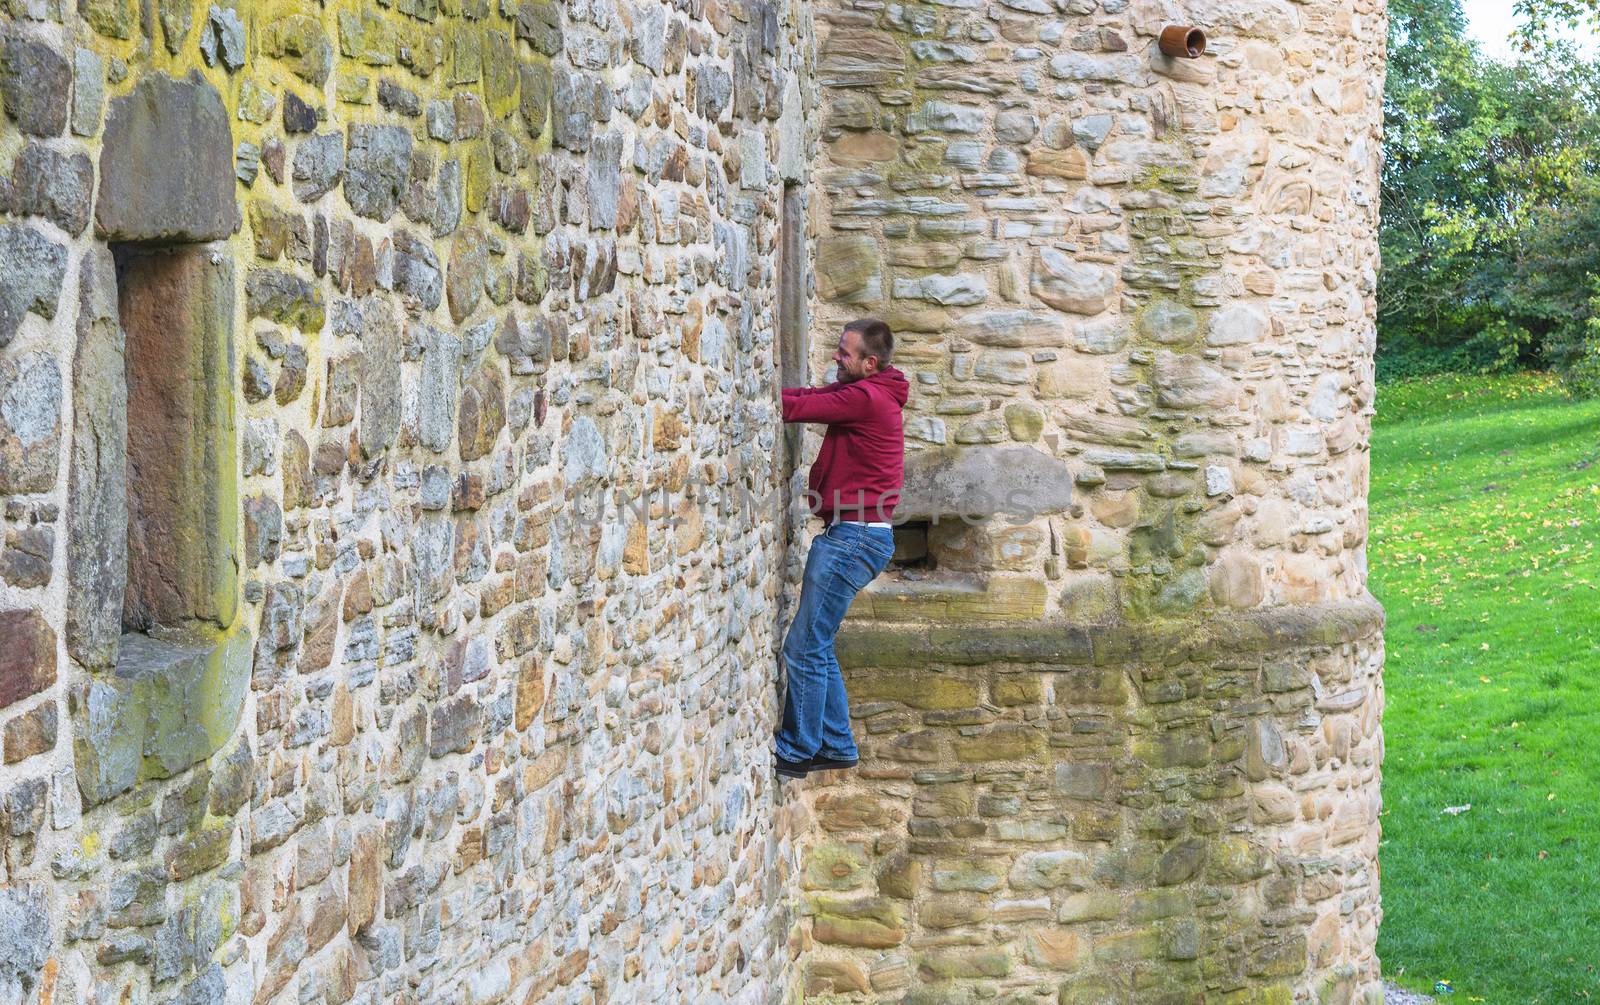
{"left": 1372, "top": 372, "right": 1600, "bottom": 1002}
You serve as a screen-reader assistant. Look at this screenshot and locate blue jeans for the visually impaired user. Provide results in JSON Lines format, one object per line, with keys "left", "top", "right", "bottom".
{"left": 774, "top": 521, "right": 895, "bottom": 763}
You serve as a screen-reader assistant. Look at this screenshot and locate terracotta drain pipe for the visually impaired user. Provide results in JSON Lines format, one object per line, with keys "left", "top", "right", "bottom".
{"left": 1158, "top": 25, "right": 1207, "bottom": 59}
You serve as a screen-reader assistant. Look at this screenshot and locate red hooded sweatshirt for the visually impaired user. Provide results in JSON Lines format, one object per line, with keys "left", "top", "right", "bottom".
{"left": 782, "top": 367, "right": 909, "bottom": 523}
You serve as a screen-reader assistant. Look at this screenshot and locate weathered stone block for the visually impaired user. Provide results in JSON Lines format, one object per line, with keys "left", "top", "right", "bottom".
{"left": 847, "top": 668, "right": 980, "bottom": 709}
{"left": 242, "top": 496, "right": 282, "bottom": 569}
{"left": 429, "top": 694, "right": 480, "bottom": 757}
{"left": 96, "top": 72, "right": 239, "bottom": 242}
{"left": 816, "top": 234, "right": 880, "bottom": 303}
{"left": 201, "top": 5, "right": 245, "bottom": 70}
{"left": 931, "top": 858, "right": 1004, "bottom": 894}
{"left": 898, "top": 445, "right": 1072, "bottom": 522}
{"left": 806, "top": 959, "right": 871, "bottom": 995}
{"left": 817, "top": 28, "right": 905, "bottom": 87}
{"left": 1032, "top": 249, "right": 1116, "bottom": 315}
{"left": 1156, "top": 838, "right": 1207, "bottom": 885}
{"left": 359, "top": 300, "right": 402, "bottom": 457}
{"left": 3, "top": 698, "right": 57, "bottom": 763}
{"left": 0, "top": 223, "right": 67, "bottom": 347}
{"left": 120, "top": 249, "right": 239, "bottom": 632}
{"left": 0, "top": 350, "right": 61, "bottom": 494}
{"left": 959, "top": 310, "right": 1068, "bottom": 348}
{"left": 0, "top": 525, "right": 52, "bottom": 588}
{"left": 1152, "top": 352, "right": 1237, "bottom": 410}
{"left": 246, "top": 268, "right": 325, "bottom": 333}
{"left": 1009, "top": 850, "right": 1089, "bottom": 891}
{"left": 392, "top": 230, "right": 443, "bottom": 309}
{"left": 447, "top": 228, "right": 489, "bottom": 323}
{"left": 1, "top": 33, "right": 70, "bottom": 136}
{"left": 292, "top": 131, "right": 345, "bottom": 200}
{"left": 260, "top": 13, "right": 333, "bottom": 86}
{"left": 75, "top": 625, "right": 251, "bottom": 805}
{"left": 552, "top": 67, "right": 610, "bottom": 151}
{"left": 917, "top": 948, "right": 1009, "bottom": 979}
{"left": 512, "top": 62, "right": 552, "bottom": 146}
{"left": 1055, "top": 761, "right": 1111, "bottom": 801}
{"left": 1025, "top": 147, "right": 1089, "bottom": 179}
{"left": 1023, "top": 927, "right": 1083, "bottom": 970}
{"left": 458, "top": 363, "right": 506, "bottom": 462}
{"left": 803, "top": 843, "right": 872, "bottom": 892}
{"left": 1209, "top": 303, "right": 1272, "bottom": 347}
{"left": 811, "top": 896, "right": 907, "bottom": 949}
{"left": 813, "top": 790, "right": 894, "bottom": 831}
{"left": 1245, "top": 720, "right": 1288, "bottom": 781}
{"left": 344, "top": 124, "right": 412, "bottom": 220}
{"left": 13, "top": 143, "right": 93, "bottom": 235}
{"left": 0, "top": 883, "right": 51, "bottom": 991}
{"left": 1048, "top": 51, "right": 1147, "bottom": 86}
{"left": 954, "top": 725, "right": 1044, "bottom": 762}
{"left": 166, "top": 826, "right": 231, "bottom": 881}
{"left": 850, "top": 574, "right": 1048, "bottom": 622}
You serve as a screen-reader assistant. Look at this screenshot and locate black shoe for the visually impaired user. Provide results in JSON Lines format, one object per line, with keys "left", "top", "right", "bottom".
{"left": 807, "top": 755, "right": 858, "bottom": 772}
{"left": 774, "top": 755, "right": 809, "bottom": 779}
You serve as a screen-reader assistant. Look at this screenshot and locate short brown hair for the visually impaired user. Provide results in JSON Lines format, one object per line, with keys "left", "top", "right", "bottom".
{"left": 844, "top": 317, "right": 893, "bottom": 367}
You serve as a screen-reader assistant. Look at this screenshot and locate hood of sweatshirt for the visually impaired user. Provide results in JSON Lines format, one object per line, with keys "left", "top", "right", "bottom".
{"left": 861, "top": 366, "right": 910, "bottom": 407}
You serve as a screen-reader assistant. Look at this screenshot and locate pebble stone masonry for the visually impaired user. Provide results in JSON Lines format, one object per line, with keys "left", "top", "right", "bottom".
{"left": 0, "top": 0, "right": 1386, "bottom": 1004}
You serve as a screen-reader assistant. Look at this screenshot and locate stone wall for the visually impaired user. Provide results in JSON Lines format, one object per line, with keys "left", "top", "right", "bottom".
{"left": 808, "top": 0, "right": 1384, "bottom": 623}
{"left": 0, "top": 1, "right": 807, "bottom": 1003}
{"left": 0, "top": 0, "right": 1389, "bottom": 1002}
{"left": 797, "top": 602, "right": 1384, "bottom": 1004}
{"left": 797, "top": 0, "right": 1388, "bottom": 1002}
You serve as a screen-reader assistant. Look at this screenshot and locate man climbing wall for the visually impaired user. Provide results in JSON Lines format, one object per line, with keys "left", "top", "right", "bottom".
{"left": 773, "top": 318, "right": 908, "bottom": 779}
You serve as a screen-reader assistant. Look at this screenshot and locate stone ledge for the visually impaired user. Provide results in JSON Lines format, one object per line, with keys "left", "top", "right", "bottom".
{"left": 74, "top": 624, "right": 252, "bottom": 805}
{"left": 847, "top": 572, "right": 1049, "bottom": 622}
{"left": 836, "top": 593, "right": 1384, "bottom": 668}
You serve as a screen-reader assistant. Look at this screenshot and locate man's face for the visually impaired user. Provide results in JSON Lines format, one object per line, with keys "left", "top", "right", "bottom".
{"left": 832, "top": 329, "right": 878, "bottom": 383}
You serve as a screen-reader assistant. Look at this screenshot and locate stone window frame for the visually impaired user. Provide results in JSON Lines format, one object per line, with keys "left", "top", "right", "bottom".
{"left": 67, "top": 70, "right": 251, "bottom": 807}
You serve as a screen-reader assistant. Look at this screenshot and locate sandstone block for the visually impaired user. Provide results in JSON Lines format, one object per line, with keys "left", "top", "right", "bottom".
{"left": 898, "top": 445, "right": 1072, "bottom": 521}
{"left": 1153, "top": 352, "right": 1237, "bottom": 410}
{"left": 954, "top": 725, "right": 1044, "bottom": 762}
{"left": 1024, "top": 928, "right": 1084, "bottom": 970}
{"left": 3, "top": 697, "right": 58, "bottom": 763}
{"left": 1209, "top": 303, "right": 1272, "bottom": 346}
{"left": 812, "top": 897, "right": 907, "bottom": 949}
{"left": 1032, "top": 248, "right": 1116, "bottom": 315}
{"left": 1009, "top": 850, "right": 1089, "bottom": 891}
{"left": 848, "top": 668, "right": 980, "bottom": 709}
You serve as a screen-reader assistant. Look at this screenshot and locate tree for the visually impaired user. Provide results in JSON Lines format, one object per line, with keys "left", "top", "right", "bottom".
{"left": 1513, "top": 0, "right": 1600, "bottom": 50}
{"left": 1378, "top": 0, "right": 1600, "bottom": 388}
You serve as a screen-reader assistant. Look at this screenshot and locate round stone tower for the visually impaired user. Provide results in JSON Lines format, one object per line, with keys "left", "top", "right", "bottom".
{"left": 794, "top": 1, "right": 1387, "bottom": 1003}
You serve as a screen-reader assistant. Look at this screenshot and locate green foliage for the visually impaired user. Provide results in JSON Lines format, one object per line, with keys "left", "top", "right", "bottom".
{"left": 1513, "top": 0, "right": 1600, "bottom": 50}
{"left": 1379, "top": 0, "right": 1600, "bottom": 393}
{"left": 1372, "top": 372, "right": 1600, "bottom": 1001}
